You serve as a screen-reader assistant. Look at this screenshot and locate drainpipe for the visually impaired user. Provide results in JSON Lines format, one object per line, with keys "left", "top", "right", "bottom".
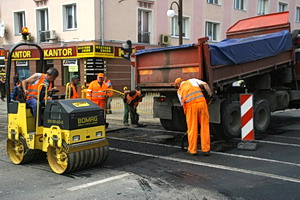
{"left": 100, "top": 0, "right": 104, "bottom": 45}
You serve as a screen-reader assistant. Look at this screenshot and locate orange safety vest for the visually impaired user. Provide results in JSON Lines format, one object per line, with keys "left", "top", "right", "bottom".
{"left": 125, "top": 90, "right": 141, "bottom": 107}
{"left": 69, "top": 84, "right": 78, "bottom": 99}
{"left": 177, "top": 80, "right": 206, "bottom": 111}
{"left": 86, "top": 80, "right": 109, "bottom": 103}
{"left": 26, "top": 73, "right": 53, "bottom": 100}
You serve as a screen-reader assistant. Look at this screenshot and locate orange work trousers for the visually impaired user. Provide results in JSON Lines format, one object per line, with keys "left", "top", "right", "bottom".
{"left": 92, "top": 99, "right": 106, "bottom": 110}
{"left": 185, "top": 101, "right": 210, "bottom": 154}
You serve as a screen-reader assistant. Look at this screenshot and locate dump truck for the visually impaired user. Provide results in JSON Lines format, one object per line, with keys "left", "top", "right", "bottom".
{"left": 131, "top": 12, "right": 300, "bottom": 138}
{"left": 6, "top": 42, "right": 108, "bottom": 174}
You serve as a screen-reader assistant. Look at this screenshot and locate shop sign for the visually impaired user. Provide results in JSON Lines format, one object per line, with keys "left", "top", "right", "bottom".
{"left": 95, "top": 45, "right": 114, "bottom": 58}
{"left": 77, "top": 46, "right": 94, "bottom": 57}
{"left": 0, "top": 48, "right": 4, "bottom": 66}
{"left": 63, "top": 59, "right": 77, "bottom": 66}
{"left": 4, "top": 47, "right": 77, "bottom": 60}
{"left": 16, "top": 60, "right": 28, "bottom": 67}
{"left": 68, "top": 65, "right": 78, "bottom": 72}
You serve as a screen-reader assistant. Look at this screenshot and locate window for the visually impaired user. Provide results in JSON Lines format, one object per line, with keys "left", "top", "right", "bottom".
{"left": 37, "top": 9, "right": 49, "bottom": 42}
{"left": 205, "top": 21, "right": 219, "bottom": 42}
{"left": 138, "top": 9, "right": 151, "bottom": 43}
{"left": 207, "top": 0, "right": 219, "bottom": 5}
{"left": 170, "top": 16, "right": 189, "bottom": 39}
{"left": 296, "top": 7, "right": 300, "bottom": 22}
{"left": 278, "top": 2, "right": 288, "bottom": 12}
{"left": 63, "top": 4, "right": 77, "bottom": 30}
{"left": 257, "top": 0, "right": 268, "bottom": 15}
{"left": 234, "top": 0, "right": 246, "bottom": 10}
{"left": 14, "top": 11, "right": 26, "bottom": 35}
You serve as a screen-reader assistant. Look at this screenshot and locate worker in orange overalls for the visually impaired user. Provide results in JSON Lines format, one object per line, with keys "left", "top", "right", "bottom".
{"left": 174, "top": 77, "right": 212, "bottom": 156}
{"left": 68, "top": 75, "right": 80, "bottom": 99}
{"left": 86, "top": 73, "right": 109, "bottom": 109}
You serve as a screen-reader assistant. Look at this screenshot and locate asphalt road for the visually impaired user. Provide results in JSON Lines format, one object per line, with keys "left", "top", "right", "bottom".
{"left": 1, "top": 100, "right": 300, "bottom": 200}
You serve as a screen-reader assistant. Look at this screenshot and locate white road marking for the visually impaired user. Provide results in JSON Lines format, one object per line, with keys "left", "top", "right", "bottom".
{"left": 108, "top": 136, "right": 300, "bottom": 167}
{"left": 110, "top": 147, "right": 300, "bottom": 184}
{"left": 67, "top": 173, "right": 130, "bottom": 191}
{"left": 268, "top": 135, "right": 300, "bottom": 141}
{"left": 255, "top": 140, "right": 300, "bottom": 147}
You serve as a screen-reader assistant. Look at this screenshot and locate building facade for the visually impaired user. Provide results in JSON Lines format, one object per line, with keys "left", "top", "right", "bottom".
{"left": 0, "top": 0, "right": 300, "bottom": 92}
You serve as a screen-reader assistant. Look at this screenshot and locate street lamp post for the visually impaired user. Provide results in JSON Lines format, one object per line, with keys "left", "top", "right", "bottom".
{"left": 167, "top": 0, "right": 183, "bottom": 45}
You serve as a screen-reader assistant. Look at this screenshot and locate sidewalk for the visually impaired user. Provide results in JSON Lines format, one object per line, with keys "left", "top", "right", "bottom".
{"left": 0, "top": 98, "right": 160, "bottom": 127}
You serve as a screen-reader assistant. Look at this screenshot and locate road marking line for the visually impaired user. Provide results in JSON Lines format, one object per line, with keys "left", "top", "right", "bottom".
{"left": 269, "top": 135, "right": 300, "bottom": 141}
{"left": 255, "top": 140, "right": 300, "bottom": 147}
{"left": 66, "top": 173, "right": 130, "bottom": 191}
{"left": 110, "top": 147, "right": 300, "bottom": 184}
{"left": 108, "top": 137, "right": 300, "bottom": 167}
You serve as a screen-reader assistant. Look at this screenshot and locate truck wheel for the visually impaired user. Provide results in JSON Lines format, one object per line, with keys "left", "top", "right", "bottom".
{"left": 160, "top": 119, "right": 176, "bottom": 131}
{"left": 172, "top": 107, "right": 187, "bottom": 132}
{"left": 254, "top": 99, "right": 270, "bottom": 134}
{"left": 222, "top": 101, "right": 241, "bottom": 138}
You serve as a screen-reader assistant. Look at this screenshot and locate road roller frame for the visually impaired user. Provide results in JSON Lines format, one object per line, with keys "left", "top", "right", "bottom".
{"left": 6, "top": 42, "right": 109, "bottom": 174}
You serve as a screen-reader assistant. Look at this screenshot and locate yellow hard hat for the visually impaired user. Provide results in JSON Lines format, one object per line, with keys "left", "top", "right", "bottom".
{"left": 123, "top": 86, "right": 128, "bottom": 91}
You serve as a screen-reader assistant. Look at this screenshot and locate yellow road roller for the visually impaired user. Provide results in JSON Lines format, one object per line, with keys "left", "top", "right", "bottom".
{"left": 6, "top": 42, "right": 108, "bottom": 174}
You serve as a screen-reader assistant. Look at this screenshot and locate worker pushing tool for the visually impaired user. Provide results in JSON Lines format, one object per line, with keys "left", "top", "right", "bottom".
{"left": 174, "top": 77, "right": 212, "bottom": 156}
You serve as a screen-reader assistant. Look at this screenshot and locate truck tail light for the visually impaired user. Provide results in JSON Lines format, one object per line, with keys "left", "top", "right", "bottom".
{"left": 156, "top": 97, "right": 166, "bottom": 102}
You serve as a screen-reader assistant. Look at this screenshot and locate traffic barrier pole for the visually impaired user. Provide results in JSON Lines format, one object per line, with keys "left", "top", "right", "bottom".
{"left": 237, "top": 93, "right": 257, "bottom": 150}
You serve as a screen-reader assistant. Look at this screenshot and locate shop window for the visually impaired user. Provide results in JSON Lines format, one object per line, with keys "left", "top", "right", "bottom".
{"left": 15, "top": 61, "right": 30, "bottom": 79}
{"left": 14, "top": 11, "right": 26, "bottom": 35}
{"left": 62, "top": 59, "right": 79, "bottom": 85}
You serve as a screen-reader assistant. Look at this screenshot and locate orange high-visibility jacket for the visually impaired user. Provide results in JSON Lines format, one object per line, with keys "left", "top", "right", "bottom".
{"left": 69, "top": 84, "right": 78, "bottom": 99}
{"left": 177, "top": 80, "right": 206, "bottom": 112}
{"left": 26, "top": 73, "right": 53, "bottom": 100}
{"left": 125, "top": 90, "right": 141, "bottom": 107}
{"left": 86, "top": 80, "right": 109, "bottom": 103}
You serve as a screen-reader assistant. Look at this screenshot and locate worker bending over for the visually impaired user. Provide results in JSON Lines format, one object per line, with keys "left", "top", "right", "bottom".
{"left": 22, "top": 67, "right": 59, "bottom": 124}
{"left": 174, "top": 77, "right": 212, "bottom": 156}
{"left": 123, "top": 88, "right": 145, "bottom": 128}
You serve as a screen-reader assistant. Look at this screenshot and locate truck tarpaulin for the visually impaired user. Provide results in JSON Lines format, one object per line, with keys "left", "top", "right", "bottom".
{"left": 209, "top": 30, "right": 293, "bottom": 66}
{"left": 135, "top": 44, "right": 194, "bottom": 56}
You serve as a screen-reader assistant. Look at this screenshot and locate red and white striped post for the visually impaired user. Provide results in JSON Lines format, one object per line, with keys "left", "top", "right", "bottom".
{"left": 240, "top": 94, "right": 254, "bottom": 140}
{"left": 238, "top": 93, "right": 257, "bottom": 150}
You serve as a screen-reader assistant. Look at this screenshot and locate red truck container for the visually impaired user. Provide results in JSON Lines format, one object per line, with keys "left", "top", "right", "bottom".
{"left": 132, "top": 12, "right": 300, "bottom": 138}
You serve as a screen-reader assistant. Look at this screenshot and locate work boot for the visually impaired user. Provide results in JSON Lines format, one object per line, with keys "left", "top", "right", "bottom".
{"left": 203, "top": 151, "right": 210, "bottom": 156}
{"left": 132, "top": 124, "right": 139, "bottom": 128}
{"left": 187, "top": 151, "right": 197, "bottom": 156}
{"left": 123, "top": 122, "right": 129, "bottom": 126}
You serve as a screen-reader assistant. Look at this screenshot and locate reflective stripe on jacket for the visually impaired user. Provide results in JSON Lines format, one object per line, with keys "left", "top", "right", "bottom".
{"left": 177, "top": 80, "right": 205, "bottom": 109}
{"left": 26, "top": 73, "right": 53, "bottom": 100}
{"left": 86, "top": 80, "right": 108, "bottom": 102}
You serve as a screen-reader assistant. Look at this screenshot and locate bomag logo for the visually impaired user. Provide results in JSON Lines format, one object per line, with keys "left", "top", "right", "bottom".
{"left": 77, "top": 116, "right": 98, "bottom": 126}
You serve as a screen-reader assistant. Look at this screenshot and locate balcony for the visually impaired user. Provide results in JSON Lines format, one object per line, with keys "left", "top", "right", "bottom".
{"left": 138, "top": 31, "right": 150, "bottom": 44}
